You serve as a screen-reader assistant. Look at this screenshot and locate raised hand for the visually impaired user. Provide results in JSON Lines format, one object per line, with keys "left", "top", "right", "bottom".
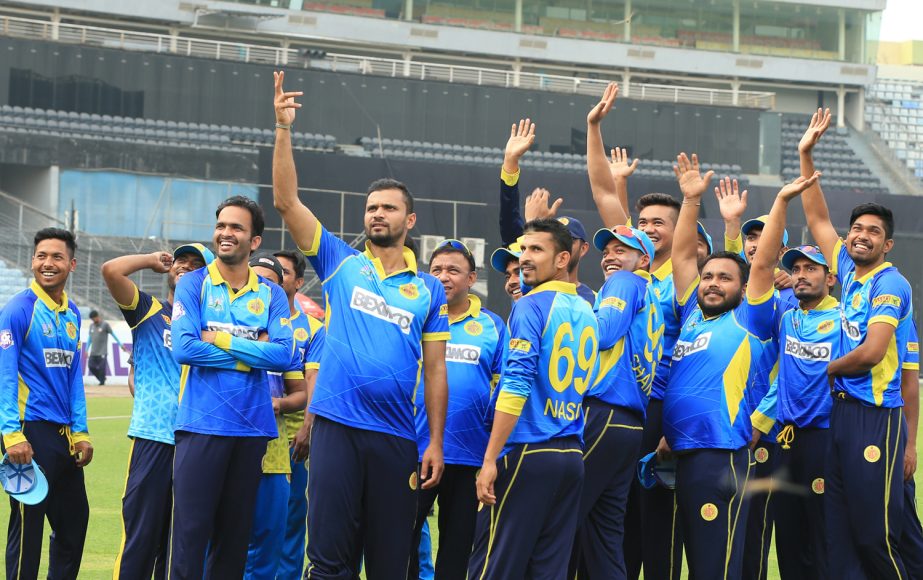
{"left": 799, "top": 108, "right": 832, "bottom": 154}
{"left": 673, "top": 153, "right": 714, "bottom": 200}
{"left": 777, "top": 171, "right": 821, "bottom": 201}
{"left": 273, "top": 70, "right": 303, "bottom": 126}
{"left": 504, "top": 119, "right": 536, "bottom": 162}
{"left": 524, "top": 188, "right": 563, "bottom": 222}
{"left": 714, "top": 176, "right": 748, "bottom": 222}
{"left": 150, "top": 251, "right": 173, "bottom": 274}
{"left": 587, "top": 82, "right": 618, "bottom": 126}
{"left": 609, "top": 147, "right": 639, "bottom": 181}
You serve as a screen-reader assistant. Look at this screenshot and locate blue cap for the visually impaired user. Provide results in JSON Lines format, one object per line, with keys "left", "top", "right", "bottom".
{"left": 173, "top": 243, "right": 215, "bottom": 266}
{"left": 637, "top": 451, "right": 676, "bottom": 490}
{"left": 490, "top": 238, "right": 523, "bottom": 274}
{"left": 780, "top": 245, "right": 828, "bottom": 271}
{"left": 557, "top": 216, "right": 587, "bottom": 242}
{"left": 593, "top": 226, "right": 655, "bottom": 260}
{"left": 0, "top": 455, "right": 48, "bottom": 505}
{"left": 697, "top": 221, "right": 714, "bottom": 255}
{"left": 742, "top": 215, "right": 789, "bottom": 247}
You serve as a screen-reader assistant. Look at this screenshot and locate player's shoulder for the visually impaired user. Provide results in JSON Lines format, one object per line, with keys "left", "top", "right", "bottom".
{"left": 67, "top": 298, "right": 81, "bottom": 320}
{"left": 177, "top": 265, "right": 208, "bottom": 290}
{"left": 1, "top": 288, "right": 37, "bottom": 320}
{"left": 480, "top": 307, "right": 506, "bottom": 334}
{"left": 873, "top": 265, "right": 911, "bottom": 294}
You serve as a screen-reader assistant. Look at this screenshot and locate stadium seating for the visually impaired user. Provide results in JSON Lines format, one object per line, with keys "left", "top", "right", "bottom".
{"left": 0, "top": 260, "right": 27, "bottom": 310}
{"left": 0, "top": 105, "right": 337, "bottom": 154}
{"left": 866, "top": 80, "right": 923, "bottom": 184}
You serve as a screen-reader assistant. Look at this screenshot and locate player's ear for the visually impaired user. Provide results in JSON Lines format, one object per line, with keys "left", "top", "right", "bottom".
{"left": 882, "top": 238, "right": 893, "bottom": 255}
{"left": 405, "top": 212, "right": 417, "bottom": 230}
{"left": 250, "top": 235, "right": 262, "bottom": 253}
{"left": 555, "top": 249, "right": 571, "bottom": 270}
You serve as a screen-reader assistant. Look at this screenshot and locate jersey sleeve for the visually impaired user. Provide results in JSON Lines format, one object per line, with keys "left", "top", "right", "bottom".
{"left": 304, "top": 320, "right": 326, "bottom": 371}
{"left": 751, "top": 376, "right": 779, "bottom": 434}
{"left": 422, "top": 277, "right": 451, "bottom": 342}
{"left": 499, "top": 169, "right": 525, "bottom": 247}
{"left": 0, "top": 299, "right": 30, "bottom": 447}
{"left": 596, "top": 273, "right": 643, "bottom": 350}
{"left": 68, "top": 307, "right": 90, "bottom": 440}
{"left": 495, "top": 297, "right": 544, "bottom": 417}
{"left": 300, "top": 223, "right": 359, "bottom": 281}
{"left": 675, "top": 277, "right": 700, "bottom": 325}
{"left": 904, "top": 322, "right": 919, "bottom": 371}
{"left": 725, "top": 233, "right": 743, "bottom": 255}
{"left": 867, "top": 273, "right": 912, "bottom": 329}
{"left": 742, "top": 287, "right": 778, "bottom": 341}
{"left": 171, "top": 273, "right": 248, "bottom": 371}
{"left": 117, "top": 284, "right": 159, "bottom": 329}
{"left": 491, "top": 316, "right": 508, "bottom": 390}
{"left": 214, "top": 284, "right": 295, "bottom": 371}
{"left": 829, "top": 239, "right": 853, "bottom": 287}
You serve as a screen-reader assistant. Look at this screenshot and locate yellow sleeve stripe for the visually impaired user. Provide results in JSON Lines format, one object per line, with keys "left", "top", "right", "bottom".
{"left": 496, "top": 391, "right": 526, "bottom": 416}
{"left": 904, "top": 362, "right": 920, "bottom": 371}
{"left": 235, "top": 361, "right": 251, "bottom": 372}
{"left": 500, "top": 168, "right": 520, "bottom": 187}
{"left": 748, "top": 286, "right": 775, "bottom": 306}
{"left": 423, "top": 332, "right": 451, "bottom": 342}
{"left": 750, "top": 410, "right": 775, "bottom": 435}
{"left": 2, "top": 432, "right": 27, "bottom": 448}
{"left": 301, "top": 223, "right": 323, "bottom": 258}
{"left": 868, "top": 315, "right": 898, "bottom": 328}
{"left": 214, "top": 331, "right": 233, "bottom": 351}
{"left": 283, "top": 370, "right": 305, "bottom": 380}
{"left": 116, "top": 283, "right": 140, "bottom": 311}
{"left": 678, "top": 277, "right": 699, "bottom": 306}
{"left": 725, "top": 233, "right": 743, "bottom": 254}
{"left": 831, "top": 239, "right": 843, "bottom": 276}
{"left": 305, "top": 362, "right": 320, "bottom": 371}
{"left": 70, "top": 432, "right": 91, "bottom": 445}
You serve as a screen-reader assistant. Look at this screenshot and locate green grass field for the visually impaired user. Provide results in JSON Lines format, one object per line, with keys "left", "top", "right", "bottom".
{"left": 1, "top": 395, "right": 920, "bottom": 579}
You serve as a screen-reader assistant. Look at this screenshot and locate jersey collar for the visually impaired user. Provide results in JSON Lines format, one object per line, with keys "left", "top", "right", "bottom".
{"left": 529, "top": 280, "right": 577, "bottom": 295}
{"left": 652, "top": 258, "right": 673, "bottom": 281}
{"left": 634, "top": 269, "right": 653, "bottom": 283}
{"left": 362, "top": 242, "right": 418, "bottom": 280}
{"left": 207, "top": 261, "right": 259, "bottom": 299}
{"left": 855, "top": 261, "right": 892, "bottom": 285}
{"left": 449, "top": 294, "right": 482, "bottom": 324}
{"left": 807, "top": 295, "right": 839, "bottom": 312}
{"left": 29, "top": 280, "right": 68, "bottom": 313}
{"left": 289, "top": 309, "right": 302, "bottom": 322}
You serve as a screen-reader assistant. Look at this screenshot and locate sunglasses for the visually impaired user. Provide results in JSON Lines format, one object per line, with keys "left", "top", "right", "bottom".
{"left": 613, "top": 225, "right": 636, "bottom": 238}
{"left": 797, "top": 245, "right": 822, "bottom": 255}
{"left": 437, "top": 239, "right": 473, "bottom": 256}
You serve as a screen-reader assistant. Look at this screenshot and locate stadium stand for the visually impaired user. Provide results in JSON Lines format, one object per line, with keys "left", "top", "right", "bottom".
{"left": 866, "top": 79, "right": 923, "bottom": 184}
{"left": 0, "top": 260, "right": 27, "bottom": 310}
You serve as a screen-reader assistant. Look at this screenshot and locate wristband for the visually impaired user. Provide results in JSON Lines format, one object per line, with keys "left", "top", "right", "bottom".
{"left": 275, "top": 122, "right": 292, "bottom": 130}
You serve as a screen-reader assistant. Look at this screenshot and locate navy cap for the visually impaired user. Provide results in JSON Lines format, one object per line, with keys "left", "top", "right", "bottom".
{"left": 593, "top": 225, "right": 655, "bottom": 260}
{"left": 781, "top": 245, "right": 828, "bottom": 271}
{"left": 557, "top": 216, "right": 587, "bottom": 242}
{"left": 249, "top": 253, "right": 284, "bottom": 284}
{"left": 742, "top": 215, "right": 790, "bottom": 247}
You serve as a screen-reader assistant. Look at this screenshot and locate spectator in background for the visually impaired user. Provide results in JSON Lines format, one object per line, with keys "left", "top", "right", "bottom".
{"left": 86, "top": 309, "right": 126, "bottom": 385}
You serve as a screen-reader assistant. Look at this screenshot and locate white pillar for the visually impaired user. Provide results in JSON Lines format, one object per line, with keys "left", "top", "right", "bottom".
{"left": 731, "top": 79, "right": 741, "bottom": 106}
{"left": 50, "top": 8, "right": 60, "bottom": 41}
{"left": 838, "top": 9, "right": 846, "bottom": 61}
{"left": 624, "top": 0, "right": 632, "bottom": 43}
{"left": 281, "top": 39, "right": 290, "bottom": 66}
{"left": 512, "top": 61, "right": 522, "bottom": 88}
{"left": 732, "top": 0, "right": 740, "bottom": 52}
{"left": 169, "top": 27, "right": 179, "bottom": 53}
{"left": 622, "top": 70, "right": 631, "bottom": 98}
{"left": 402, "top": 51, "right": 412, "bottom": 77}
{"left": 837, "top": 86, "right": 846, "bottom": 128}
{"left": 514, "top": 0, "right": 522, "bottom": 33}
{"left": 404, "top": 0, "right": 413, "bottom": 22}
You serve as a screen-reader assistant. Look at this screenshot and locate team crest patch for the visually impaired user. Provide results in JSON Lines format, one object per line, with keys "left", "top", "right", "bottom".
{"left": 754, "top": 447, "right": 769, "bottom": 463}
{"left": 409, "top": 472, "right": 418, "bottom": 491}
{"left": 247, "top": 299, "right": 265, "bottom": 315}
{"left": 0, "top": 330, "right": 13, "bottom": 350}
{"left": 399, "top": 283, "right": 419, "bottom": 300}
{"left": 65, "top": 322, "right": 77, "bottom": 340}
{"left": 851, "top": 293, "right": 862, "bottom": 310}
{"left": 439, "top": 304, "right": 449, "bottom": 316}
{"left": 817, "top": 320, "right": 835, "bottom": 334}
{"left": 558, "top": 217, "right": 570, "bottom": 226}
{"left": 864, "top": 445, "right": 881, "bottom": 463}
{"left": 465, "top": 320, "right": 483, "bottom": 336}
{"left": 509, "top": 339, "right": 532, "bottom": 353}
{"left": 294, "top": 328, "right": 309, "bottom": 341}
{"left": 700, "top": 503, "right": 718, "bottom": 521}
{"left": 280, "top": 317, "right": 290, "bottom": 326}
{"left": 161, "top": 314, "right": 171, "bottom": 326}
{"left": 811, "top": 478, "right": 825, "bottom": 494}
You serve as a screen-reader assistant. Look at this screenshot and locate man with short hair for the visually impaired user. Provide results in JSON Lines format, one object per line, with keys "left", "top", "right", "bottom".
{"left": 469, "top": 218, "right": 599, "bottom": 579}
{"left": 101, "top": 242, "right": 214, "bottom": 580}
{"left": 800, "top": 108, "right": 915, "bottom": 579}
{"left": 86, "top": 309, "right": 126, "bottom": 385}
{"left": 490, "top": 240, "right": 524, "bottom": 303}
{"left": 169, "top": 196, "right": 294, "bottom": 579}
{"left": 271, "top": 71, "right": 449, "bottom": 578}
{"left": 0, "top": 227, "right": 93, "bottom": 579}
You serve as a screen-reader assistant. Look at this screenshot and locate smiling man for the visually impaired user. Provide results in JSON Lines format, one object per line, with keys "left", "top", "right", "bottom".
{"left": 102, "top": 243, "right": 214, "bottom": 580}
{"left": 0, "top": 228, "right": 92, "bottom": 580}
{"left": 490, "top": 239, "right": 524, "bottom": 302}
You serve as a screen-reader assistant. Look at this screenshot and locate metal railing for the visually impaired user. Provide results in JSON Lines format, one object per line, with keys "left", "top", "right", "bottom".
{"left": 0, "top": 15, "right": 775, "bottom": 109}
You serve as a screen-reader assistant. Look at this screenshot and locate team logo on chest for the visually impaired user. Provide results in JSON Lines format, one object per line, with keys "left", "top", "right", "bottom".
{"left": 41, "top": 323, "right": 54, "bottom": 337}
{"left": 399, "top": 283, "right": 419, "bottom": 300}
{"left": 247, "top": 299, "right": 265, "bottom": 316}
{"left": 850, "top": 292, "right": 862, "bottom": 310}
{"left": 161, "top": 314, "right": 171, "bottom": 326}
{"left": 464, "top": 320, "right": 483, "bottom": 336}
{"left": 294, "top": 327, "right": 309, "bottom": 341}
{"left": 65, "top": 322, "right": 77, "bottom": 341}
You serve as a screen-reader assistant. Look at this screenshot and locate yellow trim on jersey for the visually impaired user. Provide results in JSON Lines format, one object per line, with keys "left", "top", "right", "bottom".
{"left": 214, "top": 331, "right": 233, "bottom": 351}
{"left": 904, "top": 362, "right": 920, "bottom": 371}
{"left": 423, "top": 332, "right": 451, "bottom": 342}
{"left": 747, "top": 286, "right": 775, "bottom": 306}
{"left": 17, "top": 376, "right": 29, "bottom": 421}
{"left": 284, "top": 370, "right": 305, "bottom": 380}
{"left": 677, "top": 276, "right": 699, "bottom": 306}
{"left": 362, "top": 243, "right": 417, "bottom": 280}
{"left": 529, "top": 280, "right": 577, "bottom": 296}
{"left": 178, "top": 365, "right": 190, "bottom": 402}
{"left": 206, "top": 262, "right": 259, "bottom": 302}
{"left": 871, "top": 334, "right": 900, "bottom": 406}
{"left": 235, "top": 361, "right": 251, "bottom": 372}
{"left": 723, "top": 339, "right": 751, "bottom": 426}
{"left": 830, "top": 239, "right": 844, "bottom": 276}
{"left": 652, "top": 258, "right": 673, "bottom": 281}
{"left": 29, "top": 280, "right": 69, "bottom": 313}
{"left": 70, "top": 431, "right": 91, "bottom": 445}
{"left": 810, "top": 295, "right": 840, "bottom": 312}
{"left": 305, "top": 362, "right": 320, "bottom": 371}
{"left": 116, "top": 283, "right": 141, "bottom": 311}
{"left": 634, "top": 269, "right": 653, "bottom": 283}
{"left": 750, "top": 410, "right": 775, "bottom": 435}
{"left": 2, "top": 431, "right": 26, "bottom": 448}
{"left": 725, "top": 233, "right": 743, "bottom": 255}
{"left": 857, "top": 261, "right": 893, "bottom": 285}
{"left": 301, "top": 223, "right": 323, "bottom": 257}
{"left": 500, "top": 167, "right": 520, "bottom": 187}
{"left": 496, "top": 391, "right": 526, "bottom": 416}
{"left": 450, "top": 295, "right": 482, "bottom": 324}
{"left": 869, "top": 315, "right": 898, "bottom": 328}
{"left": 129, "top": 298, "right": 164, "bottom": 331}
{"left": 593, "top": 339, "right": 625, "bottom": 387}
{"left": 113, "top": 438, "right": 136, "bottom": 578}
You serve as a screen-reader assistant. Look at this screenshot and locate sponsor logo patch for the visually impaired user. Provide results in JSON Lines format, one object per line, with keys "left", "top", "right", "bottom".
{"left": 910, "top": 342, "right": 920, "bottom": 353}
{"left": 247, "top": 299, "right": 265, "bottom": 316}
{"left": 872, "top": 294, "right": 901, "bottom": 308}
{"left": 509, "top": 339, "right": 532, "bottom": 353}
{"left": 672, "top": 332, "right": 712, "bottom": 361}
{"left": 0, "top": 330, "right": 13, "bottom": 350}
{"left": 754, "top": 447, "right": 769, "bottom": 463}
{"left": 840, "top": 310, "right": 861, "bottom": 341}
{"left": 206, "top": 321, "right": 261, "bottom": 340}
{"left": 65, "top": 322, "right": 77, "bottom": 341}
{"left": 43, "top": 348, "right": 74, "bottom": 368}
{"left": 851, "top": 292, "right": 862, "bottom": 310}
{"left": 600, "top": 296, "right": 627, "bottom": 311}
{"left": 163, "top": 329, "right": 172, "bottom": 350}
{"left": 161, "top": 314, "right": 171, "bottom": 326}
{"left": 446, "top": 343, "right": 481, "bottom": 365}
{"left": 700, "top": 503, "right": 719, "bottom": 521}
{"left": 816, "top": 320, "right": 835, "bottom": 334}
{"left": 399, "top": 283, "right": 419, "bottom": 300}
{"left": 173, "top": 301, "right": 186, "bottom": 320}
{"left": 294, "top": 328, "right": 309, "bottom": 342}
{"left": 811, "top": 478, "right": 825, "bottom": 494}
{"left": 464, "top": 320, "right": 483, "bottom": 336}
{"left": 350, "top": 287, "right": 414, "bottom": 334}
{"left": 783, "top": 337, "right": 832, "bottom": 362}
{"left": 864, "top": 445, "right": 881, "bottom": 463}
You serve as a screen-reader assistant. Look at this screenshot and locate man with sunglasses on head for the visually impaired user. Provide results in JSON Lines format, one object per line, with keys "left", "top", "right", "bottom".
{"left": 406, "top": 239, "right": 506, "bottom": 580}
{"left": 568, "top": 224, "right": 663, "bottom": 579}
{"left": 271, "top": 71, "right": 449, "bottom": 578}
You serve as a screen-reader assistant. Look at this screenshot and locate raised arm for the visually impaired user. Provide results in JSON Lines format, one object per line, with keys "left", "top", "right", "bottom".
{"left": 524, "top": 188, "right": 562, "bottom": 222}
{"left": 747, "top": 173, "right": 820, "bottom": 301}
{"left": 587, "top": 82, "right": 630, "bottom": 228}
{"left": 609, "top": 147, "right": 638, "bottom": 225}
{"left": 714, "top": 177, "right": 748, "bottom": 253}
{"left": 672, "top": 153, "right": 714, "bottom": 297}
{"left": 799, "top": 108, "right": 839, "bottom": 261}
{"left": 272, "top": 71, "right": 318, "bottom": 252}
{"left": 499, "top": 119, "right": 535, "bottom": 245}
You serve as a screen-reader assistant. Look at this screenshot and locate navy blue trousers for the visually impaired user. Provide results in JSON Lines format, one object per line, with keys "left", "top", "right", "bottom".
{"left": 168, "top": 431, "right": 267, "bottom": 580}
{"left": 742, "top": 439, "right": 781, "bottom": 580}
{"left": 305, "top": 416, "right": 418, "bottom": 580}
{"left": 4, "top": 421, "right": 89, "bottom": 580}
{"left": 675, "top": 447, "right": 751, "bottom": 579}
{"left": 114, "top": 437, "right": 174, "bottom": 580}
{"left": 624, "top": 398, "right": 683, "bottom": 580}
{"left": 468, "top": 436, "right": 584, "bottom": 580}
{"left": 569, "top": 400, "right": 643, "bottom": 580}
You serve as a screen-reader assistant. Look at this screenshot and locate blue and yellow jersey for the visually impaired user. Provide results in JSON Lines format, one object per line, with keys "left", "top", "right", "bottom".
{"left": 301, "top": 225, "right": 450, "bottom": 441}
{"left": 831, "top": 240, "right": 913, "bottom": 407}
{"left": 495, "top": 281, "right": 599, "bottom": 454}
{"left": 116, "top": 284, "right": 180, "bottom": 445}
{"left": 752, "top": 296, "right": 840, "bottom": 432}
{"left": 589, "top": 270, "right": 664, "bottom": 417}
{"left": 283, "top": 311, "right": 325, "bottom": 443}
{"left": 0, "top": 281, "right": 88, "bottom": 448}
{"left": 649, "top": 260, "right": 679, "bottom": 401}
{"left": 172, "top": 262, "right": 294, "bottom": 438}
{"left": 904, "top": 322, "right": 919, "bottom": 372}
{"left": 663, "top": 281, "right": 775, "bottom": 451}
{"left": 415, "top": 295, "right": 506, "bottom": 466}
